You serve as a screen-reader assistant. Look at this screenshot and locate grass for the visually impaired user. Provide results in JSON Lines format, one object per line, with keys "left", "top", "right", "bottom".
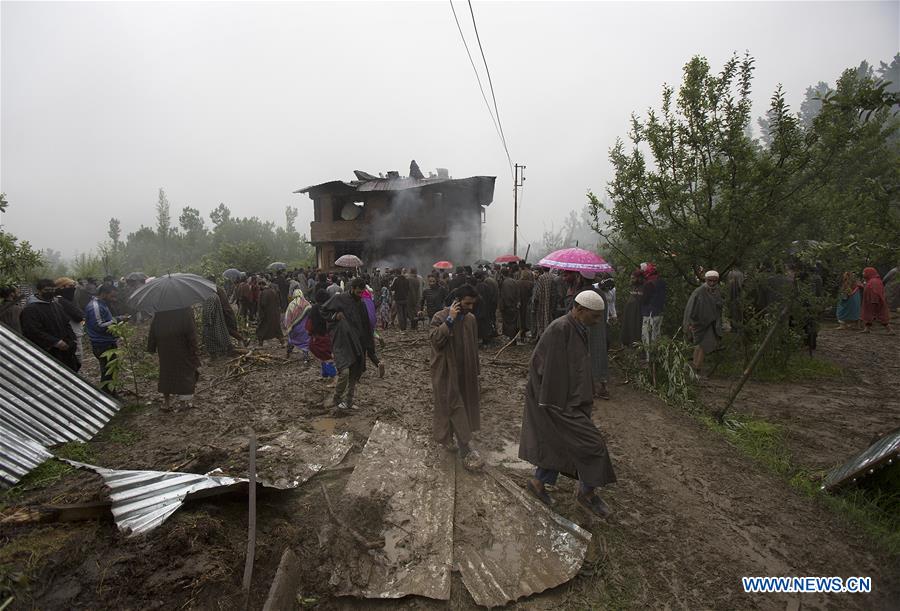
{"left": 96, "top": 425, "right": 141, "bottom": 445}
{"left": 700, "top": 412, "right": 900, "bottom": 557}
{"left": 0, "top": 442, "right": 95, "bottom": 505}
{"left": 707, "top": 335, "right": 844, "bottom": 382}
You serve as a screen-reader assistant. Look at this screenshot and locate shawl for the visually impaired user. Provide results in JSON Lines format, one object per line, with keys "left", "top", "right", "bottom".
{"left": 282, "top": 289, "right": 311, "bottom": 333}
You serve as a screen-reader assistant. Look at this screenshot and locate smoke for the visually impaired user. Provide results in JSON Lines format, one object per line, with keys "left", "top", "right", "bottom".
{"left": 360, "top": 185, "right": 485, "bottom": 272}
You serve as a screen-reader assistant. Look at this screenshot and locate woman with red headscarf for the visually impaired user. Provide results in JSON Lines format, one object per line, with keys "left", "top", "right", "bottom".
{"left": 861, "top": 267, "right": 893, "bottom": 334}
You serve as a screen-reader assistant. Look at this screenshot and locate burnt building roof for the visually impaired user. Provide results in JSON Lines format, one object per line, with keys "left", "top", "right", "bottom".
{"left": 294, "top": 172, "right": 496, "bottom": 206}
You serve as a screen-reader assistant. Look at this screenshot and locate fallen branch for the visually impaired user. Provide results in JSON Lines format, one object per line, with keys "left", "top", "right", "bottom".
{"left": 492, "top": 331, "right": 521, "bottom": 361}
{"left": 319, "top": 483, "right": 382, "bottom": 549}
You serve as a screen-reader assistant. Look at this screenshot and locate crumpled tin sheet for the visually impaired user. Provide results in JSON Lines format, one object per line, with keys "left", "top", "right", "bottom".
{"left": 64, "top": 431, "right": 352, "bottom": 536}
{"left": 0, "top": 323, "right": 120, "bottom": 487}
{"left": 331, "top": 420, "right": 455, "bottom": 600}
{"left": 254, "top": 430, "right": 351, "bottom": 489}
{"left": 454, "top": 466, "right": 592, "bottom": 607}
{"left": 823, "top": 426, "right": 900, "bottom": 491}
{"left": 66, "top": 460, "right": 247, "bottom": 536}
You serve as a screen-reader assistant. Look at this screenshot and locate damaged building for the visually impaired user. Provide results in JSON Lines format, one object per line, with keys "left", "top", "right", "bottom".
{"left": 294, "top": 162, "right": 495, "bottom": 270}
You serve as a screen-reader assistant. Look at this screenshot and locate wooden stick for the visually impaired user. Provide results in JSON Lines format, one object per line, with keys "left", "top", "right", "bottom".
{"left": 319, "top": 483, "right": 382, "bottom": 549}
{"left": 242, "top": 431, "right": 257, "bottom": 592}
{"left": 714, "top": 303, "right": 791, "bottom": 423}
{"left": 492, "top": 331, "right": 521, "bottom": 361}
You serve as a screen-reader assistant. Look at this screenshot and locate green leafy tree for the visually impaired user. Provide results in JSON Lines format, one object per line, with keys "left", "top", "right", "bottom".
{"left": 209, "top": 203, "right": 232, "bottom": 228}
{"left": 156, "top": 188, "right": 171, "bottom": 239}
{"left": 108, "top": 218, "right": 122, "bottom": 250}
{"left": 0, "top": 193, "right": 45, "bottom": 285}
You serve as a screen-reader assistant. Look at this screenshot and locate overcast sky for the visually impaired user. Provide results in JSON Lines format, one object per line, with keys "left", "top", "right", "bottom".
{"left": 2, "top": 1, "right": 897, "bottom": 259}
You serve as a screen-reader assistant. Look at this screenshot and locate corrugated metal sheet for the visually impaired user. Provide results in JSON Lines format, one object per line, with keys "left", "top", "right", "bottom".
{"left": 64, "top": 431, "right": 352, "bottom": 536}
{"left": 455, "top": 467, "right": 592, "bottom": 607}
{"left": 67, "top": 461, "right": 247, "bottom": 536}
{"left": 823, "top": 426, "right": 900, "bottom": 491}
{"left": 0, "top": 323, "right": 121, "bottom": 487}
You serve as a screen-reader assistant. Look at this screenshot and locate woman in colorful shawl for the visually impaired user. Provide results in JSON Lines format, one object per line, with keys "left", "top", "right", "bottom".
{"left": 835, "top": 271, "right": 863, "bottom": 330}
{"left": 377, "top": 286, "right": 392, "bottom": 330}
{"left": 283, "top": 288, "right": 311, "bottom": 358}
{"left": 861, "top": 267, "right": 894, "bottom": 334}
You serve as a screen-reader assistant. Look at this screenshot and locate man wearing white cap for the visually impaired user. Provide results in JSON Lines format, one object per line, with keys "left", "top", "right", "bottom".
{"left": 519, "top": 289, "right": 616, "bottom": 518}
{"left": 683, "top": 270, "right": 724, "bottom": 374}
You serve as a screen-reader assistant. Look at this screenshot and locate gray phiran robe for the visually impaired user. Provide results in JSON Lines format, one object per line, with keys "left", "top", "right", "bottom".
{"left": 202, "top": 295, "right": 232, "bottom": 357}
{"left": 429, "top": 308, "right": 481, "bottom": 447}
{"left": 518, "top": 313, "right": 616, "bottom": 488}
{"left": 683, "top": 284, "right": 724, "bottom": 353}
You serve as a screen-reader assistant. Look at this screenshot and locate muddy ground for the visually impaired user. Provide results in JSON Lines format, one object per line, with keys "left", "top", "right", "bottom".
{"left": 1, "top": 321, "right": 898, "bottom": 610}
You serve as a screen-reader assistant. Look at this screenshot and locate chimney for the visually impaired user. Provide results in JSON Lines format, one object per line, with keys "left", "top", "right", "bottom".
{"left": 386, "top": 170, "right": 400, "bottom": 179}
{"left": 436, "top": 168, "right": 449, "bottom": 179}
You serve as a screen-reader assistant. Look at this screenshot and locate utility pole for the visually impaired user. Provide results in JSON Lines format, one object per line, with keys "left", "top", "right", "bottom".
{"left": 513, "top": 163, "right": 526, "bottom": 256}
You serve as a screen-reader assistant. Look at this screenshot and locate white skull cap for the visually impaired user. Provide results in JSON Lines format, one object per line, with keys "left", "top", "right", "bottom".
{"left": 705, "top": 270, "right": 720, "bottom": 279}
{"left": 574, "top": 290, "right": 605, "bottom": 311}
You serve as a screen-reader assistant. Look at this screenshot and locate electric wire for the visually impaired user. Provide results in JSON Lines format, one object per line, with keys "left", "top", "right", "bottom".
{"left": 449, "top": 0, "right": 511, "bottom": 177}
{"left": 466, "top": 0, "right": 512, "bottom": 170}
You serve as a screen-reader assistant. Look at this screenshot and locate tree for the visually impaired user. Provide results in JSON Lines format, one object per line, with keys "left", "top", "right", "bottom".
{"left": 108, "top": 218, "right": 122, "bottom": 249}
{"left": 156, "top": 188, "right": 171, "bottom": 239}
{"left": 0, "top": 193, "right": 45, "bottom": 285}
{"left": 285, "top": 205, "right": 298, "bottom": 232}
{"left": 179, "top": 206, "right": 206, "bottom": 237}
{"left": 209, "top": 203, "right": 232, "bottom": 228}
{"left": 799, "top": 81, "right": 832, "bottom": 128}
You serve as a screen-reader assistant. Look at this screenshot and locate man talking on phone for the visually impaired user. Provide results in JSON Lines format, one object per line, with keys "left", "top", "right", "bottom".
{"left": 429, "top": 285, "right": 484, "bottom": 470}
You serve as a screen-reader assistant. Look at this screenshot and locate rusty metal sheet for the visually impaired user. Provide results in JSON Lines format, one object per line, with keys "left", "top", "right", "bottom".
{"left": 330, "top": 420, "right": 455, "bottom": 600}
{"left": 0, "top": 323, "right": 120, "bottom": 487}
{"left": 454, "top": 467, "right": 592, "bottom": 607}
{"left": 254, "top": 430, "right": 352, "bottom": 489}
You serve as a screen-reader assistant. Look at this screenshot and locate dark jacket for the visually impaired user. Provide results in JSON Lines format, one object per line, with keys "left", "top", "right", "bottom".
{"left": 323, "top": 293, "right": 376, "bottom": 371}
{"left": 20, "top": 298, "right": 79, "bottom": 370}
{"left": 391, "top": 275, "right": 409, "bottom": 303}
{"left": 422, "top": 286, "right": 449, "bottom": 318}
{"left": 0, "top": 301, "right": 23, "bottom": 335}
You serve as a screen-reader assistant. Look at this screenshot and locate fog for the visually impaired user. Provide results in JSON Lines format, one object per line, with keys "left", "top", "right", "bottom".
{"left": 2, "top": 1, "right": 897, "bottom": 258}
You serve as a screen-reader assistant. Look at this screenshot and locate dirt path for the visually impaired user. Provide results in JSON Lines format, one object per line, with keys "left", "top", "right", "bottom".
{"left": 1, "top": 325, "right": 898, "bottom": 609}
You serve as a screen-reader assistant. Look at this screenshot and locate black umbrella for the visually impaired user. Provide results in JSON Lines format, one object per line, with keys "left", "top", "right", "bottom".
{"left": 126, "top": 272, "right": 148, "bottom": 281}
{"left": 128, "top": 273, "right": 216, "bottom": 313}
{"left": 473, "top": 259, "right": 491, "bottom": 267}
{"left": 267, "top": 262, "right": 287, "bottom": 271}
{"left": 222, "top": 268, "right": 243, "bottom": 281}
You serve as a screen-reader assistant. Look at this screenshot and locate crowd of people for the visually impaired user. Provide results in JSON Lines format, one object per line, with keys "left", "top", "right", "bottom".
{"left": 1, "top": 256, "right": 896, "bottom": 519}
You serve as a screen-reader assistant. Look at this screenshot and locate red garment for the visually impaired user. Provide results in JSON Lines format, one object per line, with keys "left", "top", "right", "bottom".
{"left": 861, "top": 267, "right": 890, "bottom": 325}
{"left": 306, "top": 316, "right": 333, "bottom": 361}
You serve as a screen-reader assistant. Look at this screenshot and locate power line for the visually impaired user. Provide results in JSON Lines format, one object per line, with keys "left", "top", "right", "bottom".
{"left": 449, "top": 0, "right": 509, "bottom": 175}
{"left": 466, "top": 0, "right": 512, "bottom": 170}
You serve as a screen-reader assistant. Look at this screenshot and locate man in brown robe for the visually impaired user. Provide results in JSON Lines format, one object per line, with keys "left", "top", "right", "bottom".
{"left": 430, "top": 284, "right": 483, "bottom": 470}
{"left": 499, "top": 268, "right": 520, "bottom": 342}
{"left": 519, "top": 290, "right": 616, "bottom": 517}
{"left": 148, "top": 307, "right": 201, "bottom": 410}
{"left": 256, "top": 281, "right": 284, "bottom": 346}
{"left": 517, "top": 264, "right": 534, "bottom": 340}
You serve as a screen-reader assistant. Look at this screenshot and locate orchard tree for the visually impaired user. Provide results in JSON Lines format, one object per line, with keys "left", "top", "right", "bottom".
{"left": 0, "top": 193, "right": 44, "bottom": 285}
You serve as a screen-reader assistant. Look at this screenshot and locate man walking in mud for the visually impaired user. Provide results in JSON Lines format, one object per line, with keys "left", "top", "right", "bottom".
{"left": 323, "top": 277, "right": 385, "bottom": 414}
{"left": 519, "top": 290, "right": 616, "bottom": 517}
{"left": 429, "top": 284, "right": 484, "bottom": 470}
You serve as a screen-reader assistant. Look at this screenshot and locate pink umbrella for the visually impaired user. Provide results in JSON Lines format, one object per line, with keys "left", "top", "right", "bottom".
{"left": 433, "top": 260, "right": 454, "bottom": 270}
{"left": 538, "top": 248, "right": 614, "bottom": 274}
{"left": 494, "top": 254, "right": 522, "bottom": 264}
